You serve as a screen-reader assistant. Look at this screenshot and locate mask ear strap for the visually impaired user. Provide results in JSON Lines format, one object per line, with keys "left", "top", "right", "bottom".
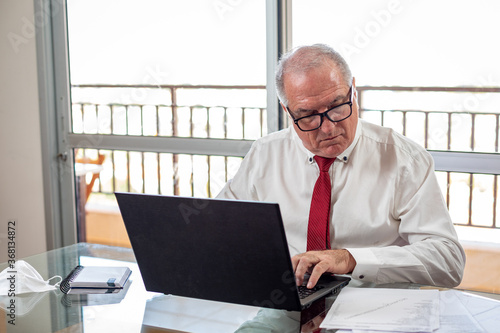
{"left": 48, "top": 275, "right": 63, "bottom": 288}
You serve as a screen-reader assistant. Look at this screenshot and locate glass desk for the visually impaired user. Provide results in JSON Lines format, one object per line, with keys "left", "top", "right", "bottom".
{"left": 0, "top": 243, "right": 342, "bottom": 332}
{"left": 1, "top": 243, "right": 499, "bottom": 333}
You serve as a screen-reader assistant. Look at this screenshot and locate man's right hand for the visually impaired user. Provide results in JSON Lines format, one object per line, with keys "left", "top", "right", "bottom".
{"left": 291, "top": 249, "right": 356, "bottom": 288}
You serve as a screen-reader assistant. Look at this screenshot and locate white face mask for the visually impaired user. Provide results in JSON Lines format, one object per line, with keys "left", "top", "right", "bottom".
{"left": 0, "top": 260, "right": 62, "bottom": 295}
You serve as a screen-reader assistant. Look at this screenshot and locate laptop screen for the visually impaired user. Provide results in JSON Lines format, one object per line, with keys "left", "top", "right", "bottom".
{"left": 116, "top": 193, "right": 302, "bottom": 310}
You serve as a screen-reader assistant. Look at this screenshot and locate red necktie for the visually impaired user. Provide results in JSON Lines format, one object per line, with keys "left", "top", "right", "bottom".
{"left": 307, "top": 156, "right": 335, "bottom": 251}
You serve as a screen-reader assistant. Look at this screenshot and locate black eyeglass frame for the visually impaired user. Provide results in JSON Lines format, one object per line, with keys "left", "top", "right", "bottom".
{"left": 286, "top": 85, "right": 354, "bottom": 132}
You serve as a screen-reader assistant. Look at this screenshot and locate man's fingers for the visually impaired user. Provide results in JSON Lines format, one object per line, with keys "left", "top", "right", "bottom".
{"left": 294, "top": 255, "right": 312, "bottom": 286}
{"left": 292, "top": 249, "right": 357, "bottom": 288}
{"left": 290, "top": 255, "right": 304, "bottom": 286}
{"left": 291, "top": 255, "right": 299, "bottom": 272}
{"left": 307, "top": 261, "right": 329, "bottom": 288}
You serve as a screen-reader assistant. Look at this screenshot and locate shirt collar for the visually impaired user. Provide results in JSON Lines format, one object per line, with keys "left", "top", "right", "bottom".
{"left": 339, "top": 118, "right": 362, "bottom": 163}
{"left": 291, "top": 118, "right": 362, "bottom": 164}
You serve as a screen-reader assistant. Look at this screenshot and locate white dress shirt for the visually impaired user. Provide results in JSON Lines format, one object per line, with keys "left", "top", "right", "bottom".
{"left": 217, "top": 119, "right": 465, "bottom": 287}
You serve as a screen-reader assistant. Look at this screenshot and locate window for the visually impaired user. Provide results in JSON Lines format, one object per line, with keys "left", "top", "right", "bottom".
{"left": 65, "top": 0, "right": 267, "bottom": 246}
{"left": 291, "top": 0, "right": 500, "bottom": 236}
{"left": 40, "top": 0, "right": 500, "bottom": 249}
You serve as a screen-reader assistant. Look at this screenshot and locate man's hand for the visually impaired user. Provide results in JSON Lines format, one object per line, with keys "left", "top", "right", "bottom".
{"left": 291, "top": 249, "right": 356, "bottom": 288}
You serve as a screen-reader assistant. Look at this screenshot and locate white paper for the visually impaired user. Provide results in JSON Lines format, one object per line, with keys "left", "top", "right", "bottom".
{"left": 323, "top": 290, "right": 493, "bottom": 333}
{"left": 435, "top": 290, "right": 484, "bottom": 333}
{"left": 453, "top": 291, "right": 500, "bottom": 333}
{"left": 320, "top": 287, "right": 439, "bottom": 332}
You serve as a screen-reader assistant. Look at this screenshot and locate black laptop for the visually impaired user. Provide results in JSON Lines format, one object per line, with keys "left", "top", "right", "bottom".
{"left": 115, "top": 192, "right": 350, "bottom": 311}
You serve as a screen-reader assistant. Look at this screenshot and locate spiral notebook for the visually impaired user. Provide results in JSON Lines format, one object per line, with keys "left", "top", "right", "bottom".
{"left": 60, "top": 265, "right": 132, "bottom": 294}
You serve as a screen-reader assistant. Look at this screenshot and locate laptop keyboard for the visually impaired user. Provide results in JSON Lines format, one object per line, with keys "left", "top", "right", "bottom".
{"left": 298, "top": 285, "right": 325, "bottom": 299}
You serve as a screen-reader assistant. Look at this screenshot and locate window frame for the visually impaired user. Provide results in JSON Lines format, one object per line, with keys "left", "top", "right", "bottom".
{"left": 37, "top": 0, "right": 288, "bottom": 248}
{"left": 38, "top": 0, "right": 500, "bottom": 249}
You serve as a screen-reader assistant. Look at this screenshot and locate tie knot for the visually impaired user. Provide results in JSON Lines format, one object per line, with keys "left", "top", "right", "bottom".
{"left": 314, "top": 156, "right": 335, "bottom": 172}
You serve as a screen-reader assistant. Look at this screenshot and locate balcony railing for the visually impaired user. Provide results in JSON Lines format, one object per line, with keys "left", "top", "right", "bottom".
{"left": 71, "top": 84, "right": 267, "bottom": 140}
{"left": 72, "top": 84, "right": 500, "bottom": 229}
{"left": 357, "top": 86, "right": 500, "bottom": 228}
{"left": 357, "top": 86, "right": 500, "bottom": 152}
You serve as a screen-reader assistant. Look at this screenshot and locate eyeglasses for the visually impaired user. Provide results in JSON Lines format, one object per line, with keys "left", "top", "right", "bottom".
{"left": 286, "top": 86, "right": 354, "bottom": 132}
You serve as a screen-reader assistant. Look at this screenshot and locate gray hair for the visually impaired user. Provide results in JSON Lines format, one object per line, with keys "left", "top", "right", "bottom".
{"left": 275, "top": 44, "right": 353, "bottom": 106}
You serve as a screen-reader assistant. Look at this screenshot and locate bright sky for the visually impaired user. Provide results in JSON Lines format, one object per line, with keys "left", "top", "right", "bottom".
{"left": 68, "top": 0, "right": 500, "bottom": 109}
{"left": 293, "top": 0, "right": 500, "bottom": 88}
{"left": 67, "top": 0, "right": 266, "bottom": 86}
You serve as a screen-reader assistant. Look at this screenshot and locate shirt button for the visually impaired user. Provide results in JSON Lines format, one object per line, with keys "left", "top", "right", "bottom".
{"left": 309, "top": 157, "right": 313, "bottom": 163}
{"left": 359, "top": 275, "right": 365, "bottom": 279}
{"left": 343, "top": 156, "right": 347, "bottom": 161}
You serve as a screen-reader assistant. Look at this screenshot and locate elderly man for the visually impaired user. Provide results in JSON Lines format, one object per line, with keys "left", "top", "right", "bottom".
{"left": 217, "top": 44, "right": 465, "bottom": 289}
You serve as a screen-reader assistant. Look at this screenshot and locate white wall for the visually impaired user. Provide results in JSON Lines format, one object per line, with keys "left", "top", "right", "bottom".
{"left": 0, "top": 0, "right": 47, "bottom": 262}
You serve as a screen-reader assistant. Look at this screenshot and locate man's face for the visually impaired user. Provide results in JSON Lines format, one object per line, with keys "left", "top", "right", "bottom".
{"left": 282, "top": 63, "right": 358, "bottom": 158}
